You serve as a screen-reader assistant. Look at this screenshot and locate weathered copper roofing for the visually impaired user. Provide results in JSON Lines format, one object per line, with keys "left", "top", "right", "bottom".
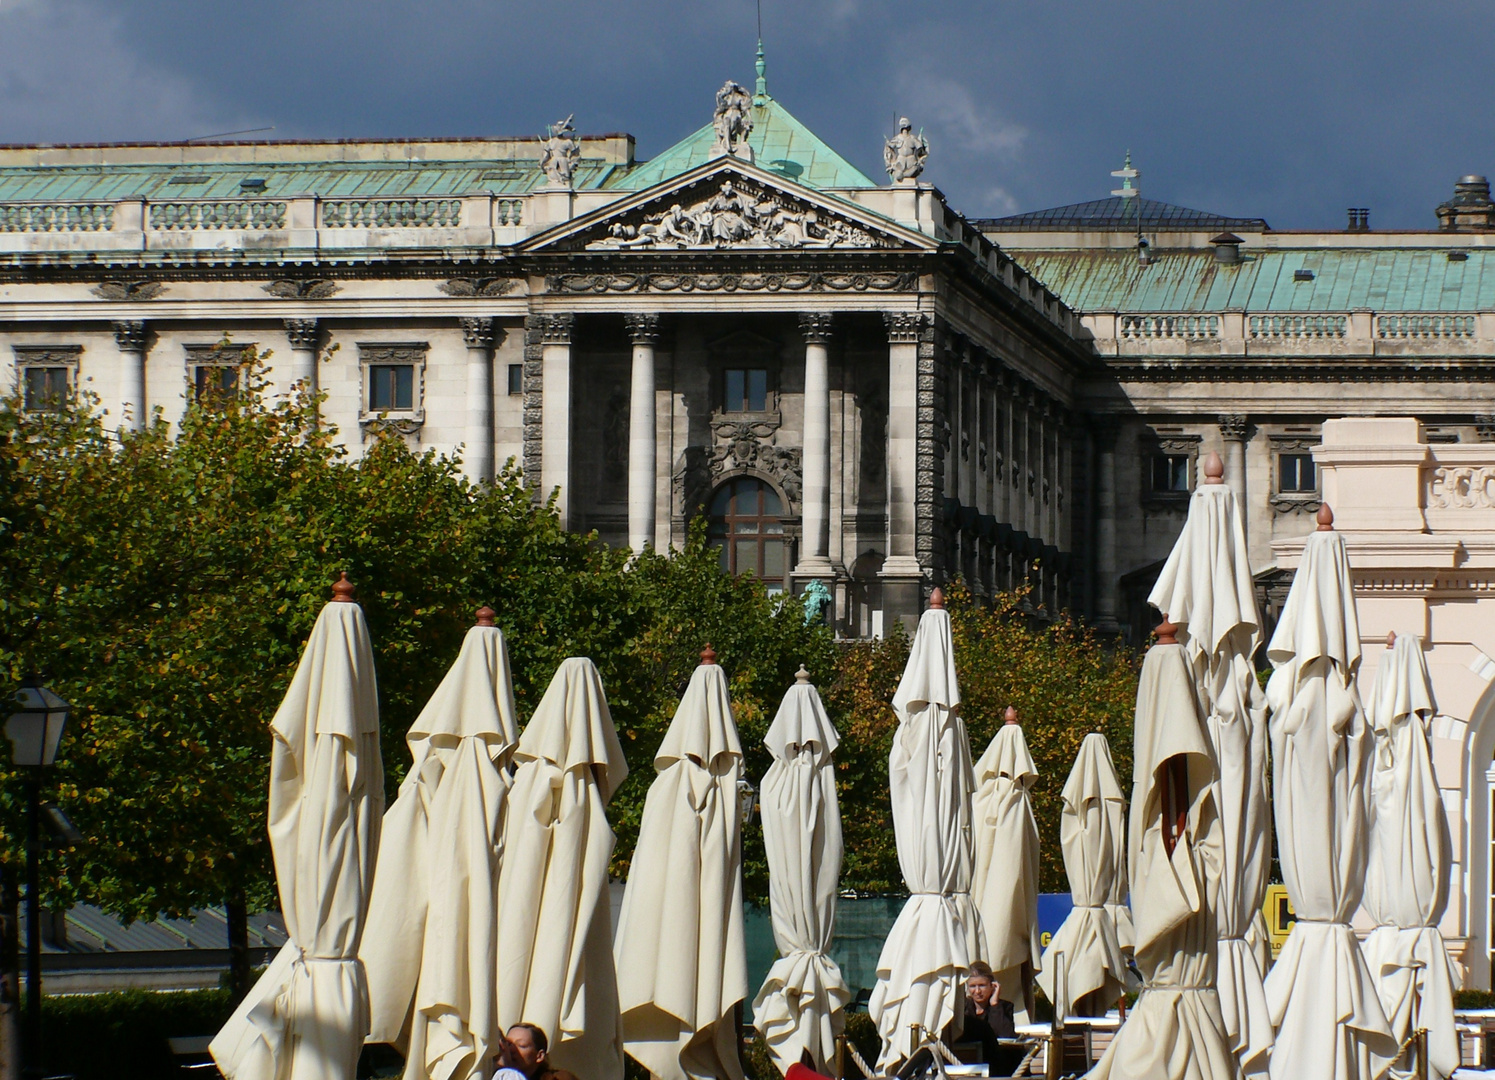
{"left": 978, "top": 195, "right": 1268, "bottom": 233}
{"left": 1016, "top": 248, "right": 1495, "bottom": 312}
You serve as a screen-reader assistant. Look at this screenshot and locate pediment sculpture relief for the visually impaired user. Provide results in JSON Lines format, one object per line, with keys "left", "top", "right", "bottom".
{"left": 589, "top": 180, "right": 886, "bottom": 251}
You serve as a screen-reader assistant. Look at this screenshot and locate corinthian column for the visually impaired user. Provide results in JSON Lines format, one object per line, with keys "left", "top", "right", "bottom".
{"left": 623, "top": 313, "right": 659, "bottom": 552}
{"left": 539, "top": 313, "right": 575, "bottom": 526}
{"left": 283, "top": 319, "right": 320, "bottom": 392}
{"left": 112, "top": 320, "right": 147, "bottom": 433}
{"left": 795, "top": 312, "right": 835, "bottom": 579}
{"left": 1218, "top": 413, "right": 1248, "bottom": 506}
{"left": 462, "top": 317, "right": 496, "bottom": 485}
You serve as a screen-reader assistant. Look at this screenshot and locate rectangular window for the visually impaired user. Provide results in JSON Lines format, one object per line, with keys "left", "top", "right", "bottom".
{"left": 1151, "top": 453, "right": 1190, "bottom": 493}
{"left": 22, "top": 367, "right": 68, "bottom": 412}
{"left": 193, "top": 365, "right": 239, "bottom": 404}
{"left": 1279, "top": 452, "right": 1317, "bottom": 493}
{"left": 724, "top": 368, "right": 768, "bottom": 412}
{"left": 507, "top": 364, "right": 523, "bottom": 396}
{"left": 369, "top": 364, "right": 414, "bottom": 411}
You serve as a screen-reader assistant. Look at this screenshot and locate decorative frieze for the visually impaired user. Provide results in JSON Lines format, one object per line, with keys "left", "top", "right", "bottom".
{"left": 1430, "top": 465, "right": 1495, "bottom": 510}
{"left": 546, "top": 271, "right": 916, "bottom": 295}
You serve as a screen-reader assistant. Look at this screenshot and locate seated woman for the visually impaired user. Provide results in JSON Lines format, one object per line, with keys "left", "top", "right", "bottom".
{"left": 964, "top": 962, "right": 1026, "bottom": 1077}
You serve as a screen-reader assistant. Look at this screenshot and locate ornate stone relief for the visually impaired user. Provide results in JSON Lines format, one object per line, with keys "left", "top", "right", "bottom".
{"left": 264, "top": 279, "right": 340, "bottom": 300}
{"left": 93, "top": 280, "right": 165, "bottom": 301}
{"left": 11, "top": 344, "right": 81, "bottom": 369}
{"left": 588, "top": 179, "right": 887, "bottom": 251}
{"left": 1430, "top": 466, "right": 1495, "bottom": 509}
{"left": 1268, "top": 435, "right": 1321, "bottom": 515}
{"left": 438, "top": 277, "right": 518, "bottom": 298}
{"left": 547, "top": 270, "right": 914, "bottom": 294}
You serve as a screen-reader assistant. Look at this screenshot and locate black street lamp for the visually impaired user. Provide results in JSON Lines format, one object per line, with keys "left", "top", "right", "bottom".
{"left": 5, "top": 677, "right": 68, "bottom": 1080}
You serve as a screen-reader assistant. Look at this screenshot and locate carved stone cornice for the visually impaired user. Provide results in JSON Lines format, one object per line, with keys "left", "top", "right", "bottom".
{"left": 799, "top": 312, "right": 834, "bottom": 344}
{"left": 546, "top": 271, "right": 915, "bottom": 295}
{"left": 112, "top": 320, "right": 147, "bottom": 351}
{"left": 283, "top": 319, "right": 319, "bottom": 351}
{"left": 883, "top": 310, "right": 927, "bottom": 343}
{"left": 1218, "top": 413, "right": 1248, "bottom": 440}
{"left": 624, "top": 313, "right": 661, "bottom": 346}
{"left": 539, "top": 313, "right": 574, "bottom": 345}
{"left": 460, "top": 317, "right": 495, "bottom": 349}
{"left": 11, "top": 344, "right": 81, "bottom": 368}
{"left": 264, "top": 279, "right": 340, "bottom": 300}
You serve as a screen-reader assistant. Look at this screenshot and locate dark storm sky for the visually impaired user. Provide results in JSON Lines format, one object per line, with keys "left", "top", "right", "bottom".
{"left": 1, "top": 0, "right": 1488, "bottom": 229}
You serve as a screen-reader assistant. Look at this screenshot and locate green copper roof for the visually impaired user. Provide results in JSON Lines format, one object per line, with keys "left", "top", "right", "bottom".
{"left": 611, "top": 96, "right": 877, "bottom": 192}
{"left": 0, "top": 159, "right": 622, "bottom": 202}
{"left": 1015, "top": 248, "right": 1495, "bottom": 313}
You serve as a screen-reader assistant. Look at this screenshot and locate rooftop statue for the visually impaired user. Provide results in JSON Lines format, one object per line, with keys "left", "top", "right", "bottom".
{"left": 711, "top": 81, "right": 755, "bottom": 161}
{"left": 539, "top": 114, "right": 580, "bottom": 188}
{"left": 884, "top": 117, "right": 928, "bottom": 183}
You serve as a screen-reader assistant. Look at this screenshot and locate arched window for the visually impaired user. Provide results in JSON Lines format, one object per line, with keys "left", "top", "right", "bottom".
{"left": 707, "top": 478, "right": 789, "bottom": 594}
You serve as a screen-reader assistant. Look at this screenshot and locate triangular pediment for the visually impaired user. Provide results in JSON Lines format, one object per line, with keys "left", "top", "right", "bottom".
{"left": 521, "top": 157, "right": 934, "bottom": 255}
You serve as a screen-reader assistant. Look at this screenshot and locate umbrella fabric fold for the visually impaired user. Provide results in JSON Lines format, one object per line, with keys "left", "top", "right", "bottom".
{"left": 1089, "top": 637, "right": 1237, "bottom": 1080}
{"left": 868, "top": 600, "right": 980, "bottom": 1070}
{"left": 615, "top": 658, "right": 748, "bottom": 1080}
{"left": 1148, "top": 480, "right": 1274, "bottom": 1073}
{"left": 971, "top": 718, "right": 1041, "bottom": 1023}
{"left": 752, "top": 669, "right": 850, "bottom": 1075}
{"left": 1036, "top": 733, "right": 1130, "bottom": 1017}
{"left": 360, "top": 622, "right": 519, "bottom": 1080}
{"left": 498, "top": 657, "right": 630, "bottom": 1080}
{"left": 1362, "top": 634, "right": 1458, "bottom": 1080}
{"left": 1263, "top": 526, "right": 1395, "bottom": 1080}
{"left": 212, "top": 595, "right": 385, "bottom": 1080}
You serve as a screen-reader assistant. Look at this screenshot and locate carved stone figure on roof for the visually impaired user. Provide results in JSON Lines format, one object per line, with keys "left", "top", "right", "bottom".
{"left": 539, "top": 114, "right": 580, "bottom": 188}
{"left": 711, "top": 81, "right": 755, "bottom": 161}
{"left": 884, "top": 117, "right": 928, "bottom": 183}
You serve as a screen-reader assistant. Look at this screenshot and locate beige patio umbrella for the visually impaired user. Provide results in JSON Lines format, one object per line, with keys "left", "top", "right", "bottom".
{"left": 1148, "top": 454, "right": 1274, "bottom": 1074}
{"left": 1363, "top": 632, "right": 1458, "bottom": 1080}
{"left": 359, "top": 607, "right": 519, "bottom": 1080}
{"left": 752, "top": 665, "right": 850, "bottom": 1075}
{"left": 867, "top": 589, "right": 980, "bottom": 1071}
{"left": 497, "top": 657, "right": 629, "bottom": 1080}
{"left": 615, "top": 647, "right": 747, "bottom": 1080}
{"left": 211, "top": 574, "right": 385, "bottom": 1080}
{"left": 1262, "top": 506, "right": 1395, "bottom": 1080}
{"left": 1036, "top": 732, "right": 1130, "bottom": 1018}
{"left": 971, "top": 707, "right": 1041, "bottom": 1024}
{"left": 1090, "top": 620, "right": 1237, "bottom": 1080}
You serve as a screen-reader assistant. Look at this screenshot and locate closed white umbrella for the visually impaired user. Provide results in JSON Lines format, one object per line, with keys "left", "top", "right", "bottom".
{"left": 1363, "top": 632, "right": 1458, "bottom": 1080}
{"left": 615, "top": 648, "right": 747, "bottom": 1080}
{"left": 360, "top": 608, "right": 519, "bottom": 1080}
{"left": 498, "top": 657, "right": 629, "bottom": 1080}
{"left": 1148, "top": 455, "right": 1274, "bottom": 1074}
{"left": 867, "top": 589, "right": 980, "bottom": 1070}
{"left": 752, "top": 665, "right": 850, "bottom": 1075}
{"left": 1263, "top": 506, "right": 1395, "bottom": 1080}
{"left": 212, "top": 575, "right": 385, "bottom": 1080}
{"left": 971, "top": 707, "right": 1040, "bottom": 1024}
{"left": 1089, "top": 621, "right": 1237, "bottom": 1080}
{"left": 1036, "top": 732, "right": 1130, "bottom": 1018}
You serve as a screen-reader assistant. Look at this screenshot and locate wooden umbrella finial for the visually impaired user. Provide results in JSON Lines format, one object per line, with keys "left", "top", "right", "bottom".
{"left": 1316, "top": 502, "right": 1335, "bottom": 531}
{"left": 1004, "top": 705, "right": 1019, "bottom": 725}
{"left": 331, "top": 572, "right": 356, "bottom": 603}
{"left": 795, "top": 664, "right": 811, "bottom": 684}
{"left": 1386, "top": 631, "right": 1397, "bottom": 648}
{"left": 700, "top": 644, "right": 717, "bottom": 666}
{"left": 475, "top": 606, "right": 497, "bottom": 627}
{"left": 1154, "top": 616, "right": 1179, "bottom": 645}
{"left": 1203, "top": 450, "right": 1225, "bottom": 484}
{"left": 929, "top": 586, "right": 945, "bottom": 609}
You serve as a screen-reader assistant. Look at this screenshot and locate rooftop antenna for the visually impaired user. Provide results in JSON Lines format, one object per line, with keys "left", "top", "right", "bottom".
{"left": 1111, "top": 150, "right": 1149, "bottom": 264}
{"left": 754, "top": 0, "right": 769, "bottom": 104}
{"left": 185, "top": 125, "right": 276, "bottom": 144}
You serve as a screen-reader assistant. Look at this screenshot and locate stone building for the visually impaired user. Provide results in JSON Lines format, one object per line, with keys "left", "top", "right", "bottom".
{"left": 0, "top": 69, "right": 1089, "bottom": 636}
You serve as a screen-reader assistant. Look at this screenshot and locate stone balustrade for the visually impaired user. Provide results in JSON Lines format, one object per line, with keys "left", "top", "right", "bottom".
{"left": 1087, "top": 309, "right": 1495, "bottom": 356}
{"left": 149, "top": 201, "right": 287, "bottom": 230}
{"left": 0, "top": 202, "right": 116, "bottom": 232}
{"left": 320, "top": 198, "right": 462, "bottom": 228}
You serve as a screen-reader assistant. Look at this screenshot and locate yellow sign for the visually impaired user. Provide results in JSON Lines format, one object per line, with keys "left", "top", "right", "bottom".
{"left": 1263, "top": 883, "right": 1295, "bottom": 959}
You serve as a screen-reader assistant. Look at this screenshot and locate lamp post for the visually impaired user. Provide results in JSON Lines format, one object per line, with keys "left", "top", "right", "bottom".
{"left": 5, "top": 677, "right": 69, "bottom": 1080}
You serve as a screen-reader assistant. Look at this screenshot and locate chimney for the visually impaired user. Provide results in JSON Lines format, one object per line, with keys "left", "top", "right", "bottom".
{"left": 1346, "top": 208, "right": 1370, "bottom": 232}
{"left": 1437, "top": 175, "right": 1495, "bottom": 231}
{"left": 1210, "top": 232, "right": 1243, "bottom": 264}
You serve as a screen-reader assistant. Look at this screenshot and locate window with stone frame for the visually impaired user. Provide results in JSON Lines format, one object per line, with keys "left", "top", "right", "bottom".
{"left": 357, "top": 343, "right": 427, "bottom": 436}
{"left": 1270, "top": 435, "right": 1322, "bottom": 514}
{"left": 368, "top": 364, "right": 414, "bottom": 411}
{"left": 14, "top": 346, "right": 80, "bottom": 413}
{"left": 723, "top": 368, "right": 770, "bottom": 413}
{"left": 1142, "top": 431, "right": 1200, "bottom": 505}
{"left": 185, "top": 342, "right": 255, "bottom": 407}
{"left": 507, "top": 364, "right": 523, "bottom": 396}
{"left": 706, "top": 477, "right": 790, "bottom": 594}
{"left": 1278, "top": 452, "right": 1316, "bottom": 493}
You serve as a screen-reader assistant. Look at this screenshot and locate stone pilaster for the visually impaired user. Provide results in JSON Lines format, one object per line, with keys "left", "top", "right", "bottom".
{"left": 537, "top": 313, "right": 574, "bottom": 525}
{"left": 881, "top": 311, "right": 927, "bottom": 631}
{"left": 624, "top": 313, "right": 660, "bottom": 552}
{"left": 112, "top": 320, "right": 147, "bottom": 433}
{"left": 1219, "top": 413, "right": 1249, "bottom": 508}
{"left": 283, "top": 319, "right": 320, "bottom": 411}
{"left": 1092, "top": 417, "right": 1121, "bottom": 634}
{"left": 461, "top": 317, "right": 496, "bottom": 485}
{"left": 795, "top": 312, "right": 836, "bottom": 581}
